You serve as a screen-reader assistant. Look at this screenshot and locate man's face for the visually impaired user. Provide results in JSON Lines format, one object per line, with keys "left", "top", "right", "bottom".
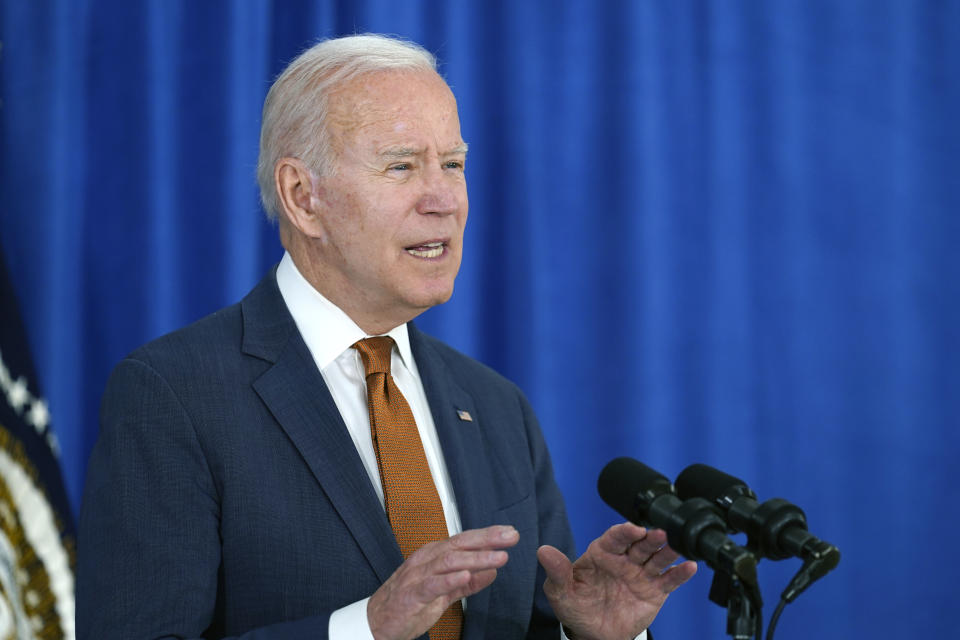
{"left": 309, "top": 69, "right": 468, "bottom": 329}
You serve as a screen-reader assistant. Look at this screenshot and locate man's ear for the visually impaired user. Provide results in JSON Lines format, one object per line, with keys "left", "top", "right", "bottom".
{"left": 275, "top": 157, "right": 326, "bottom": 238}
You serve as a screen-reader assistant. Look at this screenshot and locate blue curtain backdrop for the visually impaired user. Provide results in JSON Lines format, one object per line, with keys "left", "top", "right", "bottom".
{"left": 2, "top": 1, "right": 958, "bottom": 637}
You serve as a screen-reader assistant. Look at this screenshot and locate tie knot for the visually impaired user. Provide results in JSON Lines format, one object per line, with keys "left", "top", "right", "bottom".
{"left": 353, "top": 336, "right": 395, "bottom": 377}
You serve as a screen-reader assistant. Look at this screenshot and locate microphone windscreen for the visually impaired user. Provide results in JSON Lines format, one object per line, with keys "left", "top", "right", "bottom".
{"left": 675, "top": 463, "right": 749, "bottom": 502}
{"left": 597, "top": 457, "right": 671, "bottom": 522}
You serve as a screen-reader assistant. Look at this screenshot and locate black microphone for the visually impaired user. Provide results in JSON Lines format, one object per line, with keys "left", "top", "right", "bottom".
{"left": 675, "top": 463, "right": 840, "bottom": 600}
{"left": 598, "top": 457, "right": 757, "bottom": 586}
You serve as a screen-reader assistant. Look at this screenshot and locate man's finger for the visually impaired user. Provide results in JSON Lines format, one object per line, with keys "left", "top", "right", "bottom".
{"left": 594, "top": 522, "right": 651, "bottom": 552}
{"left": 465, "top": 568, "right": 499, "bottom": 594}
{"left": 419, "top": 569, "right": 474, "bottom": 602}
{"left": 407, "top": 525, "right": 520, "bottom": 571}
{"left": 418, "top": 564, "right": 501, "bottom": 603}
{"left": 447, "top": 525, "right": 520, "bottom": 551}
{"left": 611, "top": 526, "right": 670, "bottom": 558}
{"left": 656, "top": 560, "right": 698, "bottom": 593}
{"left": 637, "top": 545, "right": 681, "bottom": 574}
{"left": 536, "top": 545, "right": 573, "bottom": 589}
{"left": 627, "top": 538, "right": 679, "bottom": 571}
{"left": 429, "top": 548, "right": 510, "bottom": 575}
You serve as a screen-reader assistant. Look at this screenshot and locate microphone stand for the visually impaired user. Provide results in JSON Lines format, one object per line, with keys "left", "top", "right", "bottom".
{"left": 709, "top": 567, "right": 763, "bottom": 640}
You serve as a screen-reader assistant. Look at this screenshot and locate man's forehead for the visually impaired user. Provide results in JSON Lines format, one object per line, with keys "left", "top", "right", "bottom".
{"left": 327, "top": 70, "right": 462, "bottom": 149}
{"left": 329, "top": 69, "right": 455, "bottom": 117}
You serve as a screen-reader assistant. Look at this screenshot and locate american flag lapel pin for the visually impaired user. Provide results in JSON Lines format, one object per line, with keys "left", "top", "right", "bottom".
{"left": 456, "top": 409, "right": 473, "bottom": 422}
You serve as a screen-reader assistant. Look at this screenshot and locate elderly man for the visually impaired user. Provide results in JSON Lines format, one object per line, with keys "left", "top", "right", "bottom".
{"left": 77, "top": 34, "right": 695, "bottom": 640}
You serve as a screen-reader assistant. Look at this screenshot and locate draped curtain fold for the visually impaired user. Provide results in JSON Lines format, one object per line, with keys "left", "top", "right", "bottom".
{"left": 2, "top": 1, "right": 957, "bottom": 637}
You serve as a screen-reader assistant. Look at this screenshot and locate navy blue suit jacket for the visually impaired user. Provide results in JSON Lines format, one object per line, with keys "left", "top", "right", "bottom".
{"left": 78, "top": 269, "right": 576, "bottom": 639}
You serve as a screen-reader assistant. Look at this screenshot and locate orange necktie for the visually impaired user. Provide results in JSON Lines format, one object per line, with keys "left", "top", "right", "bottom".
{"left": 353, "top": 337, "right": 463, "bottom": 640}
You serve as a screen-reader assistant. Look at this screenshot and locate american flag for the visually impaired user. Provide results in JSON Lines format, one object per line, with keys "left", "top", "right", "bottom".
{"left": 0, "top": 250, "right": 75, "bottom": 640}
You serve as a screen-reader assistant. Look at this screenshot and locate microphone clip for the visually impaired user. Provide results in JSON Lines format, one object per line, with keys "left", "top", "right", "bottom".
{"left": 708, "top": 567, "right": 764, "bottom": 640}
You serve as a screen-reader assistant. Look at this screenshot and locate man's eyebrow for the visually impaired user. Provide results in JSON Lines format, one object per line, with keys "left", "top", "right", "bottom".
{"left": 444, "top": 142, "right": 469, "bottom": 155}
{"left": 379, "top": 146, "right": 421, "bottom": 158}
{"left": 379, "top": 143, "right": 469, "bottom": 158}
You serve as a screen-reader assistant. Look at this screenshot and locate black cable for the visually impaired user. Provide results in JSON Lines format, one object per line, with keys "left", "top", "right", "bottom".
{"left": 751, "top": 585, "right": 764, "bottom": 640}
{"left": 765, "top": 598, "right": 787, "bottom": 640}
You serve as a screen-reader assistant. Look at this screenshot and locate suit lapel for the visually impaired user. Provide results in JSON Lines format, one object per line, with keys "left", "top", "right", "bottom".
{"left": 410, "top": 325, "right": 499, "bottom": 639}
{"left": 241, "top": 270, "right": 402, "bottom": 583}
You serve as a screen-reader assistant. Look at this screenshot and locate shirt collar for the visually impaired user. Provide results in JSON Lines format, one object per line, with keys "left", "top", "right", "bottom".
{"left": 275, "top": 252, "right": 414, "bottom": 370}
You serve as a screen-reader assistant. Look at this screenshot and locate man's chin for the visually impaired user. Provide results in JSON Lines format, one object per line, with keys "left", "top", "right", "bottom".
{"left": 405, "top": 283, "right": 456, "bottom": 314}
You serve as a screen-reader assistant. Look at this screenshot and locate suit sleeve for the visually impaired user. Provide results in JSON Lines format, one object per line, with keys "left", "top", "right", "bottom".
{"left": 516, "top": 390, "right": 578, "bottom": 640}
{"left": 76, "top": 357, "right": 331, "bottom": 640}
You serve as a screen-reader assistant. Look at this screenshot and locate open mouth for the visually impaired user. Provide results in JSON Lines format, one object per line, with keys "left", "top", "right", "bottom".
{"left": 405, "top": 241, "right": 445, "bottom": 259}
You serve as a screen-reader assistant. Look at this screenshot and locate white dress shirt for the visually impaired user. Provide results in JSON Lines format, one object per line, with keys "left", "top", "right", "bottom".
{"left": 276, "top": 253, "right": 644, "bottom": 640}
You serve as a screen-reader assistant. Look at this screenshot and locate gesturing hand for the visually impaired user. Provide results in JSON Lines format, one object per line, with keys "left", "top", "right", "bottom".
{"left": 537, "top": 523, "right": 697, "bottom": 640}
{"left": 367, "top": 525, "right": 519, "bottom": 640}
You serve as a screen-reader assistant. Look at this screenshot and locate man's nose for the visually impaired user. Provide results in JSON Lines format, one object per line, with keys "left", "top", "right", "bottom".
{"left": 416, "top": 164, "right": 460, "bottom": 216}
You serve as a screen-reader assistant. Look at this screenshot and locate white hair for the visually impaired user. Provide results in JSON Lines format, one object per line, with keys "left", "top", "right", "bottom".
{"left": 256, "top": 34, "right": 438, "bottom": 220}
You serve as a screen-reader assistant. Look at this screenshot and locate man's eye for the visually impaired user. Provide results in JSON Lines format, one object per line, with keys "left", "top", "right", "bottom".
{"left": 389, "top": 163, "right": 411, "bottom": 172}
{"left": 444, "top": 161, "right": 464, "bottom": 170}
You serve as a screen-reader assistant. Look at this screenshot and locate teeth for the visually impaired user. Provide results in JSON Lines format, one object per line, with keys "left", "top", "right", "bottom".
{"left": 406, "top": 242, "right": 444, "bottom": 258}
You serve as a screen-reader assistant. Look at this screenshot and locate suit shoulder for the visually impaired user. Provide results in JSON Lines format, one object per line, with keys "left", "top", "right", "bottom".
{"left": 118, "top": 265, "right": 285, "bottom": 374}
{"left": 122, "top": 302, "right": 244, "bottom": 374}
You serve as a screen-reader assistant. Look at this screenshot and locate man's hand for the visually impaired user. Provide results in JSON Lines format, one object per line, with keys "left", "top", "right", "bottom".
{"left": 367, "top": 525, "right": 519, "bottom": 640}
{"left": 537, "top": 523, "right": 697, "bottom": 640}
